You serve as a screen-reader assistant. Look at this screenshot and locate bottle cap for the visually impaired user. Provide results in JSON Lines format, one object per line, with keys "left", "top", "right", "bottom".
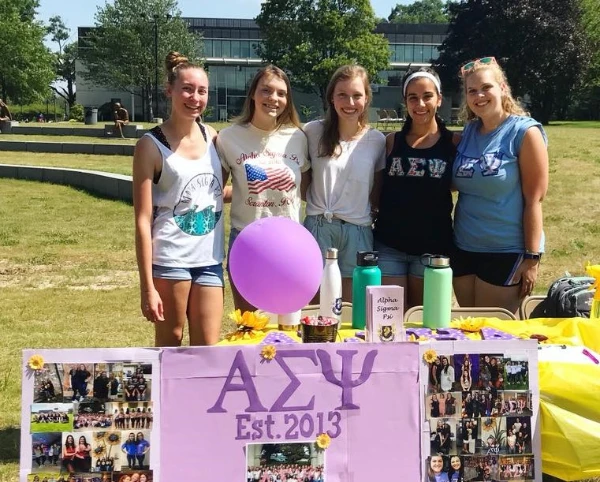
{"left": 325, "top": 248, "right": 338, "bottom": 260}
{"left": 356, "top": 251, "right": 379, "bottom": 267}
{"left": 422, "top": 254, "right": 450, "bottom": 268}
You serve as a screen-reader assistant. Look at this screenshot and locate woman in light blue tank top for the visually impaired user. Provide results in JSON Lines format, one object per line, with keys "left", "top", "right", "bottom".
{"left": 133, "top": 52, "right": 225, "bottom": 347}
{"left": 451, "top": 57, "right": 549, "bottom": 314}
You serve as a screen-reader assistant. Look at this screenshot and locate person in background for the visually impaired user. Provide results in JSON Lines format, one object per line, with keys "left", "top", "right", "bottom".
{"left": 113, "top": 102, "right": 130, "bottom": 138}
{"left": 452, "top": 57, "right": 548, "bottom": 314}
{"left": 133, "top": 51, "right": 225, "bottom": 346}
{"left": 373, "top": 67, "right": 459, "bottom": 308}
{"left": 217, "top": 65, "right": 309, "bottom": 312}
{"left": 0, "top": 98, "right": 12, "bottom": 121}
{"left": 303, "top": 64, "right": 385, "bottom": 302}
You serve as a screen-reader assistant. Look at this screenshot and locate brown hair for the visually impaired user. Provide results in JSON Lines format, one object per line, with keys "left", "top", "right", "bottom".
{"left": 459, "top": 61, "right": 527, "bottom": 123}
{"left": 234, "top": 65, "right": 301, "bottom": 129}
{"left": 319, "top": 65, "right": 372, "bottom": 158}
{"left": 164, "top": 51, "right": 206, "bottom": 86}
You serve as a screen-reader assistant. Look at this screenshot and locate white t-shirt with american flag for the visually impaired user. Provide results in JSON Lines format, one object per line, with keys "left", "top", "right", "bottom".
{"left": 217, "top": 123, "right": 310, "bottom": 231}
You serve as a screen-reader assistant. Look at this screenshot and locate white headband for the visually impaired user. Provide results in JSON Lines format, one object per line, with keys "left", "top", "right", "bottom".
{"left": 402, "top": 72, "right": 442, "bottom": 97}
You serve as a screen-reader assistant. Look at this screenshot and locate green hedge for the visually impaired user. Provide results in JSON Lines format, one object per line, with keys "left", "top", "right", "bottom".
{"left": 8, "top": 101, "right": 68, "bottom": 122}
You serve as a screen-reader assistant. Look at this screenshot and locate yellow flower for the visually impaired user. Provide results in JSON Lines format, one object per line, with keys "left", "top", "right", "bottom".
{"left": 418, "top": 335, "right": 429, "bottom": 341}
{"left": 409, "top": 334, "right": 417, "bottom": 342}
{"left": 586, "top": 263, "right": 600, "bottom": 299}
{"left": 423, "top": 348, "right": 438, "bottom": 364}
{"left": 28, "top": 355, "right": 44, "bottom": 371}
{"left": 452, "top": 316, "right": 484, "bottom": 333}
{"left": 315, "top": 433, "right": 331, "bottom": 449}
{"left": 229, "top": 310, "right": 269, "bottom": 330}
{"left": 260, "top": 345, "right": 277, "bottom": 361}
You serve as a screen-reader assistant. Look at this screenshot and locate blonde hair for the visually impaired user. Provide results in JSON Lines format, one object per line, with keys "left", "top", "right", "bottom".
{"left": 459, "top": 61, "right": 527, "bottom": 123}
{"left": 320, "top": 64, "right": 372, "bottom": 158}
{"left": 164, "top": 51, "right": 206, "bottom": 86}
{"left": 234, "top": 65, "right": 301, "bottom": 129}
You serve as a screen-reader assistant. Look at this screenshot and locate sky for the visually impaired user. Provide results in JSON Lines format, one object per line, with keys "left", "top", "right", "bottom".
{"left": 38, "top": 0, "right": 410, "bottom": 45}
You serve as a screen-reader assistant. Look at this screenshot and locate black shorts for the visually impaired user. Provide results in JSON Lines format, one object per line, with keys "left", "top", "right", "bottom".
{"left": 451, "top": 248, "right": 525, "bottom": 287}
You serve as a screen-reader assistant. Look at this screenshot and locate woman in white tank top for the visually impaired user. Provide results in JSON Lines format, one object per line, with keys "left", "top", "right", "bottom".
{"left": 133, "top": 51, "right": 225, "bottom": 347}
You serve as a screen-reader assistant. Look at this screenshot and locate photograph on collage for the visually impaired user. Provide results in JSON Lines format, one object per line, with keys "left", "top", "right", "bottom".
{"left": 426, "top": 454, "right": 464, "bottom": 482}
{"left": 246, "top": 442, "right": 325, "bottom": 482}
{"left": 62, "top": 364, "right": 94, "bottom": 403}
{"left": 503, "top": 356, "right": 529, "bottom": 391}
{"left": 430, "top": 418, "right": 457, "bottom": 455}
{"left": 479, "top": 417, "right": 505, "bottom": 455}
{"left": 119, "top": 430, "right": 151, "bottom": 471}
{"left": 426, "top": 392, "right": 461, "bottom": 419}
{"left": 504, "top": 417, "right": 532, "bottom": 455}
{"left": 111, "top": 402, "right": 153, "bottom": 430}
{"left": 428, "top": 355, "right": 456, "bottom": 393}
{"left": 478, "top": 355, "right": 504, "bottom": 391}
{"left": 457, "top": 418, "right": 480, "bottom": 455}
{"left": 90, "top": 431, "right": 122, "bottom": 473}
{"left": 31, "top": 432, "right": 62, "bottom": 473}
{"left": 61, "top": 431, "right": 94, "bottom": 474}
{"left": 92, "top": 363, "right": 124, "bottom": 402}
{"left": 113, "top": 470, "right": 153, "bottom": 482}
{"left": 499, "top": 391, "right": 533, "bottom": 416}
{"left": 121, "top": 364, "right": 152, "bottom": 402}
{"left": 453, "top": 354, "right": 480, "bottom": 392}
{"left": 34, "top": 364, "right": 64, "bottom": 403}
{"left": 31, "top": 403, "right": 73, "bottom": 433}
{"left": 74, "top": 400, "right": 113, "bottom": 431}
{"left": 499, "top": 455, "right": 535, "bottom": 480}
{"left": 462, "top": 455, "right": 502, "bottom": 481}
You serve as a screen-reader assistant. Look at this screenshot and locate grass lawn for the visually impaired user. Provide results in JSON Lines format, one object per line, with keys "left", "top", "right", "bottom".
{"left": 0, "top": 122, "right": 599, "bottom": 482}
{"left": 30, "top": 415, "right": 73, "bottom": 434}
{"left": 0, "top": 134, "right": 137, "bottom": 145}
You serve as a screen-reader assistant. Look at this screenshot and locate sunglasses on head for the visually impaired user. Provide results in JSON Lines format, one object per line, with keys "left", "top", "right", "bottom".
{"left": 460, "top": 57, "right": 497, "bottom": 76}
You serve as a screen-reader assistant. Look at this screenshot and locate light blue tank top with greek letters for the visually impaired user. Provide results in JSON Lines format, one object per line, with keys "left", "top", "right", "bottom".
{"left": 452, "top": 115, "right": 547, "bottom": 253}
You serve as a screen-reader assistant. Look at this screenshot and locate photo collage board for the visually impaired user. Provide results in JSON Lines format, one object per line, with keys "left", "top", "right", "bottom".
{"left": 419, "top": 340, "right": 541, "bottom": 482}
{"left": 21, "top": 349, "right": 160, "bottom": 482}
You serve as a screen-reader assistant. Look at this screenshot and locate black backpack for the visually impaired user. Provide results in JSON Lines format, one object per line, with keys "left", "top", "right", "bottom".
{"left": 531, "top": 276, "right": 595, "bottom": 318}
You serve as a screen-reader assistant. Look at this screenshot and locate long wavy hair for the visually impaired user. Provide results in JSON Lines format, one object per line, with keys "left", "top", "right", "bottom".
{"left": 319, "top": 64, "right": 372, "bottom": 158}
{"left": 459, "top": 60, "right": 527, "bottom": 123}
{"left": 233, "top": 65, "right": 301, "bottom": 129}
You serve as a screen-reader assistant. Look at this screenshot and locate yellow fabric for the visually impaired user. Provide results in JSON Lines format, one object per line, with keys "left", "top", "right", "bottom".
{"left": 219, "top": 317, "right": 600, "bottom": 480}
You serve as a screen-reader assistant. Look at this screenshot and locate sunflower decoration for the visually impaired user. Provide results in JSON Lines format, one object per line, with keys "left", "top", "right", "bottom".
{"left": 451, "top": 316, "right": 484, "bottom": 333}
{"left": 224, "top": 310, "right": 270, "bottom": 342}
{"left": 423, "top": 348, "right": 438, "bottom": 364}
{"left": 315, "top": 433, "right": 331, "bottom": 450}
{"left": 105, "top": 431, "right": 121, "bottom": 458}
{"left": 94, "top": 445, "right": 106, "bottom": 456}
{"left": 586, "top": 262, "right": 600, "bottom": 297}
{"left": 260, "top": 345, "right": 277, "bottom": 362}
{"left": 94, "top": 432, "right": 106, "bottom": 442}
{"left": 483, "top": 418, "right": 495, "bottom": 429}
{"left": 27, "top": 354, "right": 44, "bottom": 371}
{"left": 409, "top": 334, "right": 430, "bottom": 342}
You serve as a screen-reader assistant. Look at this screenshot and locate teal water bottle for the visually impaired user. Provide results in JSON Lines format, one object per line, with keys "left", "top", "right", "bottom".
{"left": 352, "top": 251, "right": 382, "bottom": 329}
{"left": 422, "top": 255, "right": 453, "bottom": 329}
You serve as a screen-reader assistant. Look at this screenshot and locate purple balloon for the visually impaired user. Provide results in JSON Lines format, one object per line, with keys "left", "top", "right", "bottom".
{"left": 229, "top": 217, "right": 323, "bottom": 314}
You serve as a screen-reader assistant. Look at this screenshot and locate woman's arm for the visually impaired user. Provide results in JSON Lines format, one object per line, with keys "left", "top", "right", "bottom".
{"left": 132, "top": 137, "right": 164, "bottom": 323}
{"left": 514, "top": 127, "right": 549, "bottom": 296}
{"left": 300, "top": 169, "right": 311, "bottom": 202}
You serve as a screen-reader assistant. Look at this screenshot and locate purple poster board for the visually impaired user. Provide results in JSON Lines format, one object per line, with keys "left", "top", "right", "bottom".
{"left": 161, "top": 343, "right": 421, "bottom": 482}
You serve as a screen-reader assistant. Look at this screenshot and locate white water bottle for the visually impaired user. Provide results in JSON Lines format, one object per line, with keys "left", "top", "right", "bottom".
{"left": 319, "top": 248, "right": 343, "bottom": 321}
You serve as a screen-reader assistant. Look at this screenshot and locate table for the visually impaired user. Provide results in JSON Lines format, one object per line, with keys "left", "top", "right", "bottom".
{"left": 219, "top": 316, "right": 600, "bottom": 481}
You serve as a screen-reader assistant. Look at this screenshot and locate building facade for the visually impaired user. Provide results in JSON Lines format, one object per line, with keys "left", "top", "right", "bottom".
{"left": 76, "top": 18, "right": 451, "bottom": 123}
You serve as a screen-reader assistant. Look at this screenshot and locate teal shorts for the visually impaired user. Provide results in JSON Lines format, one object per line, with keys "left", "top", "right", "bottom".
{"left": 303, "top": 215, "right": 373, "bottom": 278}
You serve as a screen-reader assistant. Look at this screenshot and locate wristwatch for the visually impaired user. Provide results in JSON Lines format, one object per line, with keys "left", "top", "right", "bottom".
{"left": 523, "top": 251, "right": 542, "bottom": 261}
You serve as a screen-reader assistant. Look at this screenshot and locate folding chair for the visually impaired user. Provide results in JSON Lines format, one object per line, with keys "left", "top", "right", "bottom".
{"left": 375, "top": 109, "right": 391, "bottom": 130}
{"left": 519, "top": 295, "right": 546, "bottom": 320}
{"left": 404, "top": 306, "right": 517, "bottom": 323}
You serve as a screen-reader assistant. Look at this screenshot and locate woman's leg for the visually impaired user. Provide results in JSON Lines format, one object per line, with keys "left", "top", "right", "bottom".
{"left": 473, "top": 277, "right": 521, "bottom": 314}
{"left": 453, "top": 275, "right": 477, "bottom": 307}
{"left": 188, "top": 284, "right": 224, "bottom": 345}
{"left": 153, "top": 278, "right": 192, "bottom": 347}
{"left": 406, "top": 275, "right": 425, "bottom": 309}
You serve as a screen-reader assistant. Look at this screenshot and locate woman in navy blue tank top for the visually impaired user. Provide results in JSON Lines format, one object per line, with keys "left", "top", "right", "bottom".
{"left": 373, "top": 68, "right": 459, "bottom": 308}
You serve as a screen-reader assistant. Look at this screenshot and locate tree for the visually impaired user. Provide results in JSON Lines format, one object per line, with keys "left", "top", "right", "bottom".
{"left": 434, "top": 0, "right": 591, "bottom": 124}
{"left": 0, "top": 0, "right": 55, "bottom": 103}
{"left": 388, "top": 0, "right": 450, "bottom": 24}
{"left": 78, "top": 0, "right": 201, "bottom": 120}
{"left": 46, "top": 16, "right": 77, "bottom": 107}
{"left": 255, "top": 0, "right": 390, "bottom": 109}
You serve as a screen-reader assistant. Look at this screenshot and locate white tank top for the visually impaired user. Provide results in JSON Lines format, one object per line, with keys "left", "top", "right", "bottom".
{"left": 147, "top": 125, "right": 225, "bottom": 267}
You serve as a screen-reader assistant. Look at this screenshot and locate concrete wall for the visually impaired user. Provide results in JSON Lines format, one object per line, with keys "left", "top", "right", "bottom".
{"left": 0, "top": 163, "right": 133, "bottom": 203}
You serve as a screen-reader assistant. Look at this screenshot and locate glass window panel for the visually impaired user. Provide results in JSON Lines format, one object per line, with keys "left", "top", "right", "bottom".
{"left": 214, "top": 39, "right": 222, "bottom": 57}
{"left": 231, "top": 40, "right": 241, "bottom": 58}
{"left": 203, "top": 39, "right": 213, "bottom": 57}
{"left": 222, "top": 39, "right": 231, "bottom": 57}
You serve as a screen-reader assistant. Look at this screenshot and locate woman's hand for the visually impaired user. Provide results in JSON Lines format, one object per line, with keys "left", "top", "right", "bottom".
{"left": 512, "top": 259, "right": 539, "bottom": 297}
{"left": 141, "top": 288, "right": 164, "bottom": 323}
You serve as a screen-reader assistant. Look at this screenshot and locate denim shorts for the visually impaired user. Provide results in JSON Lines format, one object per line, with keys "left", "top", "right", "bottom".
{"left": 374, "top": 239, "right": 426, "bottom": 278}
{"left": 303, "top": 215, "right": 373, "bottom": 277}
{"left": 152, "top": 264, "right": 224, "bottom": 287}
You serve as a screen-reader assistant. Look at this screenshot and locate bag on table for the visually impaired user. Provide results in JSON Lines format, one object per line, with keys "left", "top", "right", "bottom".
{"left": 531, "top": 276, "right": 595, "bottom": 318}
